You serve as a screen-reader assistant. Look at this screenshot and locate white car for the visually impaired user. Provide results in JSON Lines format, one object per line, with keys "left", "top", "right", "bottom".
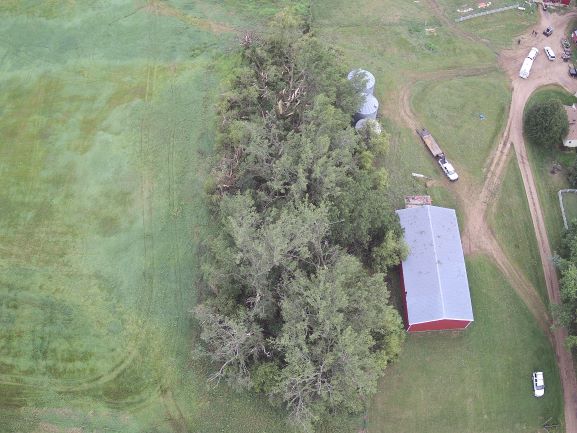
{"left": 544, "top": 46, "right": 556, "bottom": 61}
{"left": 437, "top": 155, "right": 459, "bottom": 181}
{"left": 533, "top": 371, "right": 545, "bottom": 397}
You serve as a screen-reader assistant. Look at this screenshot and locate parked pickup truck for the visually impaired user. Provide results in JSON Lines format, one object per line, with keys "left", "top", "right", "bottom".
{"left": 417, "top": 128, "right": 459, "bottom": 181}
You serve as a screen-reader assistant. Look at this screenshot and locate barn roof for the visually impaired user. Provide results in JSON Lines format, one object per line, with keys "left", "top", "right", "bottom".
{"left": 396, "top": 205, "right": 473, "bottom": 325}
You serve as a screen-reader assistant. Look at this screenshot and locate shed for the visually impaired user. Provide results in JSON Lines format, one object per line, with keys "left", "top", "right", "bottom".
{"left": 564, "top": 105, "right": 577, "bottom": 148}
{"left": 396, "top": 205, "right": 474, "bottom": 332}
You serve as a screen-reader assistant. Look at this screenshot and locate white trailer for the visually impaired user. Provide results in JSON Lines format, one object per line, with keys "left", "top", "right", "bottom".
{"left": 519, "top": 47, "right": 539, "bottom": 79}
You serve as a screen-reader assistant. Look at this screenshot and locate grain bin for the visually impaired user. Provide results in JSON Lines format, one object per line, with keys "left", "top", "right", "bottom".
{"left": 355, "top": 118, "right": 382, "bottom": 134}
{"left": 347, "top": 69, "right": 376, "bottom": 95}
{"left": 355, "top": 93, "right": 379, "bottom": 121}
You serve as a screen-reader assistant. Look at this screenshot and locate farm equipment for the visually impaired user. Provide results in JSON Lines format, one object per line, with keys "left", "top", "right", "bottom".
{"left": 417, "top": 128, "right": 459, "bottom": 181}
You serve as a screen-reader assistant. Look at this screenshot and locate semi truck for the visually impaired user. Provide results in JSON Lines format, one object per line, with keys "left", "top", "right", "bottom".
{"left": 417, "top": 128, "right": 459, "bottom": 181}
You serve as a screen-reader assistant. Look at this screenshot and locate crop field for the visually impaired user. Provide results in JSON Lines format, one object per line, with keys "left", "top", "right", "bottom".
{"left": 370, "top": 256, "right": 563, "bottom": 433}
{"left": 0, "top": 0, "right": 558, "bottom": 432}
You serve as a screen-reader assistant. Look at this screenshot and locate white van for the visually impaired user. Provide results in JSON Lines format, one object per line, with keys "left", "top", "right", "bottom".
{"left": 528, "top": 47, "right": 539, "bottom": 61}
{"left": 544, "top": 46, "right": 556, "bottom": 61}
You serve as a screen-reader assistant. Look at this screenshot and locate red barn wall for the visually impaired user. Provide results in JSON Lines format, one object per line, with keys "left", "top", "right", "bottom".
{"left": 408, "top": 319, "right": 472, "bottom": 333}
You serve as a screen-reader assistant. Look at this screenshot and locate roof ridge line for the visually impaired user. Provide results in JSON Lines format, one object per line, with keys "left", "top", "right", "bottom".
{"left": 426, "top": 206, "right": 446, "bottom": 318}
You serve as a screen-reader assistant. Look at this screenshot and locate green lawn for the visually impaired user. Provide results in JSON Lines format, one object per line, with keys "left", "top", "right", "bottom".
{"left": 369, "top": 255, "right": 563, "bottom": 433}
{"left": 524, "top": 86, "right": 577, "bottom": 251}
{"left": 462, "top": 8, "right": 539, "bottom": 50}
{"left": 411, "top": 72, "right": 511, "bottom": 184}
{"left": 561, "top": 190, "right": 577, "bottom": 225}
{"left": 489, "top": 155, "right": 548, "bottom": 302}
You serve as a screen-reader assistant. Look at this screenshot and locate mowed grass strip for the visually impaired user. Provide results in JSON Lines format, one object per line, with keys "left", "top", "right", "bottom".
{"left": 411, "top": 72, "right": 510, "bottom": 184}
{"left": 489, "top": 154, "right": 547, "bottom": 302}
{"left": 369, "top": 255, "right": 563, "bottom": 433}
{"left": 524, "top": 85, "right": 577, "bottom": 250}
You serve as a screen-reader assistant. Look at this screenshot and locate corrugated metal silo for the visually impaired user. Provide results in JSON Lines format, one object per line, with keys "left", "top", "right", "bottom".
{"left": 347, "top": 69, "right": 376, "bottom": 95}
{"left": 355, "top": 93, "right": 379, "bottom": 121}
{"left": 355, "top": 118, "right": 382, "bottom": 134}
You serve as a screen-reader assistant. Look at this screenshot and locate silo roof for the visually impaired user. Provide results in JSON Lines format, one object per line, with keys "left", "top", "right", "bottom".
{"left": 347, "top": 69, "right": 376, "bottom": 92}
{"left": 355, "top": 118, "right": 382, "bottom": 134}
{"left": 358, "top": 94, "right": 379, "bottom": 115}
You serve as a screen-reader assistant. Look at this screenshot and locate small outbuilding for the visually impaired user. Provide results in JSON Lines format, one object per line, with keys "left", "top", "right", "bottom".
{"left": 564, "top": 104, "right": 577, "bottom": 148}
{"left": 396, "top": 205, "right": 474, "bottom": 332}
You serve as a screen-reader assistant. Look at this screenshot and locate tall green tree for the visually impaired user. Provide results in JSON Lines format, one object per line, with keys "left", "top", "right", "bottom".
{"left": 524, "top": 99, "right": 569, "bottom": 148}
{"left": 196, "top": 10, "right": 406, "bottom": 430}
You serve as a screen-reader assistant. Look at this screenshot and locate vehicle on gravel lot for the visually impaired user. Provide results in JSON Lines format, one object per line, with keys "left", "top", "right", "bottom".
{"left": 532, "top": 372, "right": 545, "bottom": 397}
{"left": 569, "top": 65, "right": 577, "bottom": 77}
{"left": 544, "top": 46, "right": 556, "bottom": 60}
{"left": 563, "top": 52, "right": 571, "bottom": 62}
{"left": 562, "top": 38, "right": 571, "bottom": 50}
{"left": 544, "top": 26, "right": 553, "bottom": 36}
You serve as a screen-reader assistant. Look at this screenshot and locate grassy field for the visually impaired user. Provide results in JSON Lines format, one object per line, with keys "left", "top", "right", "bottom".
{"left": 524, "top": 86, "right": 577, "bottom": 251}
{"left": 0, "top": 0, "right": 554, "bottom": 432}
{"left": 411, "top": 72, "right": 511, "bottom": 184}
{"left": 370, "top": 256, "right": 563, "bottom": 433}
{"left": 0, "top": 2, "right": 296, "bottom": 432}
{"left": 489, "top": 155, "right": 548, "bottom": 301}
{"left": 561, "top": 190, "right": 577, "bottom": 225}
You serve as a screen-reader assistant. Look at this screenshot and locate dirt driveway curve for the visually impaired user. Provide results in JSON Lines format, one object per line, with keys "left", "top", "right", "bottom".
{"left": 397, "top": 7, "right": 577, "bottom": 431}
{"left": 498, "top": 10, "right": 577, "bottom": 432}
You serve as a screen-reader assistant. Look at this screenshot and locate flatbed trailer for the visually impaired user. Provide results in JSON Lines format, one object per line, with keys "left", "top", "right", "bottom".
{"left": 417, "top": 128, "right": 443, "bottom": 157}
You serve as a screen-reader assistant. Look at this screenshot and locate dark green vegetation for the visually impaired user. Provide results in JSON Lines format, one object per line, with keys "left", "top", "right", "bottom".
{"left": 524, "top": 99, "right": 569, "bottom": 150}
{"left": 369, "top": 256, "right": 563, "bottom": 433}
{"left": 555, "top": 222, "right": 577, "bottom": 349}
{"left": 197, "top": 15, "right": 405, "bottom": 431}
{"left": 524, "top": 86, "right": 577, "bottom": 251}
{"left": 489, "top": 156, "right": 547, "bottom": 301}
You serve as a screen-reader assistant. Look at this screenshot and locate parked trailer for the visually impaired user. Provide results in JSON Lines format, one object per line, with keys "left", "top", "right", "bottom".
{"left": 417, "top": 128, "right": 459, "bottom": 181}
{"left": 417, "top": 128, "right": 443, "bottom": 157}
{"left": 520, "top": 47, "right": 539, "bottom": 79}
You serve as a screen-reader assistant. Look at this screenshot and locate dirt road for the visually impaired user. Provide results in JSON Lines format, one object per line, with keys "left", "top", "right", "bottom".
{"left": 398, "top": 8, "right": 577, "bottom": 431}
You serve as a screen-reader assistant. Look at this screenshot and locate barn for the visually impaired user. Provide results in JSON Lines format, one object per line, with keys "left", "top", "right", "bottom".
{"left": 396, "top": 205, "right": 474, "bottom": 332}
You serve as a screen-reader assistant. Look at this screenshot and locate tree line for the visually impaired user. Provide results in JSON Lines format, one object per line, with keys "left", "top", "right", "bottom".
{"left": 195, "top": 12, "right": 406, "bottom": 431}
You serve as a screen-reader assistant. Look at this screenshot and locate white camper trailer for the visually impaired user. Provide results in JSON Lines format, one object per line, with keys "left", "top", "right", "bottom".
{"left": 519, "top": 47, "right": 539, "bottom": 79}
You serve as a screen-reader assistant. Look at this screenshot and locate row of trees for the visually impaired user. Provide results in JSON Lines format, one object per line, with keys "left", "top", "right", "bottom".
{"left": 555, "top": 222, "right": 577, "bottom": 348}
{"left": 195, "top": 11, "right": 406, "bottom": 431}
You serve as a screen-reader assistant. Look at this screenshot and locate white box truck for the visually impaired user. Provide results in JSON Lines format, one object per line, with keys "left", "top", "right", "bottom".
{"left": 519, "top": 47, "right": 539, "bottom": 79}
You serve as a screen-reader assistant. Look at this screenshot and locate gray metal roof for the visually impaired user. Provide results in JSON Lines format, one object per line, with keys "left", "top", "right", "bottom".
{"left": 396, "top": 206, "right": 474, "bottom": 325}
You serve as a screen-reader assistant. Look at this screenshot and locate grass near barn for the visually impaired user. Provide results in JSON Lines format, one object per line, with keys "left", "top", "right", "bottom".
{"left": 370, "top": 256, "right": 563, "bottom": 433}
{"left": 411, "top": 72, "right": 510, "bottom": 184}
{"left": 489, "top": 156, "right": 548, "bottom": 301}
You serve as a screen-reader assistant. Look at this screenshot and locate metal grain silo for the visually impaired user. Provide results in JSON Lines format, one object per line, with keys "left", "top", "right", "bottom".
{"left": 347, "top": 69, "right": 376, "bottom": 95}
{"left": 355, "top": 118, "right": 382, "bottom": 134}
{"left": 355, "top": 93, "right": 379, "bottom": 121}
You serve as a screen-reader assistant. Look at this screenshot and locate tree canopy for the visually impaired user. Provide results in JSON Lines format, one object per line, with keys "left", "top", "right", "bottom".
{"left": 196, "top": 12, "right": 406, "bottom": 431}
{"left": 524, "top": 99, "right": 569, "bottom": 148}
